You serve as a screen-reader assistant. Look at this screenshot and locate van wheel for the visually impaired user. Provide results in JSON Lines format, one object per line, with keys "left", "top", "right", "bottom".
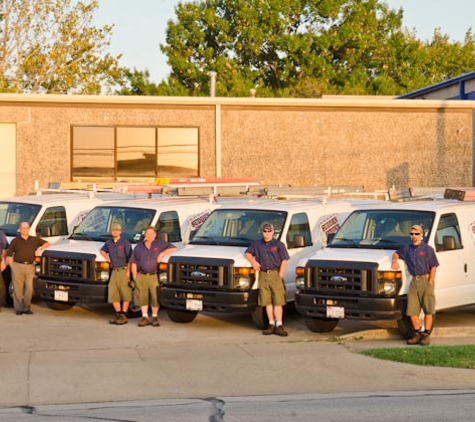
{"left": 397, "top": 316, "right": 414, "bottom": 339}
{"left": 304, "top": 317, "right": 338, "bottom": 333}
{"left": 251, "top": 306, "right": 268, "bottom": 329}
{"left": 45, "top": 301, "right": 75, "bottom": 311}
{"left": 166, "top": 309, "right": 197, "bottom": 323}
{"left": 126, "top": 304, "right": 142, "bottom": 318}
{"left": 3, "top": 267, "right": 13, "bottom": 307}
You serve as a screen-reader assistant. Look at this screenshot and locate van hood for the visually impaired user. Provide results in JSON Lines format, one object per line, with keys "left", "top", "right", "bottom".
{"left": 166, "top": 244, "right": 249, "bottom": 266}
{"left": 299, "top": 247, "right": 395, "bottom": 268}
{"left": 43, "top": 239, "right": 104, "bottom": 257}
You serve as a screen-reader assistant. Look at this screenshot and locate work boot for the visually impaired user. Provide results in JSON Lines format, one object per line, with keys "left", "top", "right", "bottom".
{"left": 151, "top": 316, "right": 160, "bottom": 327}
{"left": 420, "top": 331, "right": 431, "bottom": 346}
{"left": 109, "top": 312, "right": 120, "bottom": 324}
{"left": 115, "top": 313, "right": 128, "bottom": 325}
{"left": 138, "top": 316, "right": 151, "bottom": 327}
{"left": 262, "top": 324, "right": 275, "bottom": 335}
{"left": 274, "top": 325, "right": 288, "bottom": 337}
{"left": 406, "top": 331, "right": 422, "bottom": 345}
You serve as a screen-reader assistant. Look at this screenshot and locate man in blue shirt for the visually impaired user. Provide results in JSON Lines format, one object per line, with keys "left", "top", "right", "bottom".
{"left": 0, "top": 230, "right": 9, "bottom": 311}
{"left": 245, "top": 222, "right": 290, "bottom": 336}
{"left": 392, "top": 224, "right": 439, "bottom": 346}
{"left": 100, "top": 223, "right": 132, "bottom": 325}
{"left": 130, "top": 226, "right": 176, "bottom": 327}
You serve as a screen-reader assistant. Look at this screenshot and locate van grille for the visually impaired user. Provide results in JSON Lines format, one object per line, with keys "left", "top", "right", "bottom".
{"left": 168, "top": 257, "right": 233, "bottom": 289}
{"left": 41, "top": 251, "right": 94, "bottom": 282}
{"left": 305, "top": 260, "right": 378, "bottom": 295}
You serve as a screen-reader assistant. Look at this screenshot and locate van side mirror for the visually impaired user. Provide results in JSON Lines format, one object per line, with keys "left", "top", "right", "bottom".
{"left": 442, "top": 235, "right": 456, "bottom": 251}
{"left": 157, "top": 231, "right": 169, "bottom": 242}
{"left": 39, "top": 226, "right": 52, "bottom": 237}
{"left": 189, "top": 230, "right": 197, "bottom": 241}
{"left": 327, "top": 233, "right": 336, "bottom": 244}
{"left": 292, "top": 234, "right": 306, "bottom": 248}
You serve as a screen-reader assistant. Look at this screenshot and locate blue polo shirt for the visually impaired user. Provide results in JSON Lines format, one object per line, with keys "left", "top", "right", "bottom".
{"left": 101, "top": 237, "right": 132, "bottom": 268}
{"left": 245, "top": 238, "right": 289, "bottom": 271}
{"left": 396, "top": 242, "right": 439, "bottom": 276}
{"left": 130, "top": 238, "right": 175, "bottom": 273}
{"left": 0, "top": 230, "right": 9, "bottom": 252}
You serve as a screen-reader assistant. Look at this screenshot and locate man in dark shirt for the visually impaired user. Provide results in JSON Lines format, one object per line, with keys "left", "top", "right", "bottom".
{"left": 0, "top": 230, "right": 9, "bottom": 311}
{"left": 100, "top": 223, "right": 132, "bottom": 325}
{"left": 392, "top": 224, "right": 439, "bottom": 346}
{"left": 130, "top": 226, "right": 177, "bottom": 327}
{"left": 245, "top": 222, "right": 290, "bottom": 336}
{"left": 6, "top": 221, "right": 50, "bottom": 315}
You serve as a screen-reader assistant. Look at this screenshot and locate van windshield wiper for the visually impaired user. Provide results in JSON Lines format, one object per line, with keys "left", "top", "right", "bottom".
{"left": 70, "top": 232, "right": 94, "bottom": 241}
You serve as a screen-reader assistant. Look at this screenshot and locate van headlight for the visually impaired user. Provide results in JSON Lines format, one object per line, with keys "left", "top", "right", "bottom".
{"left": 158, "top": 262, "right": 169, "bottom": 284}
{"left": 377, "top": 271, "right": 402, "bottom": 296}
{"left": 232, "top": 267, "right": 255, "bottom": 290}
{"left": 295, "top": 266, "right": 306, "bottom": 289}
{"left": 96, "top": 261, "right": 110, "bottom": 282}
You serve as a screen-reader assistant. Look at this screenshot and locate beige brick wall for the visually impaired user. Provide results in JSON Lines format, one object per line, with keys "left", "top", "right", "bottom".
{"left": 0, "top": 95, "right": 473, "bottom": 195}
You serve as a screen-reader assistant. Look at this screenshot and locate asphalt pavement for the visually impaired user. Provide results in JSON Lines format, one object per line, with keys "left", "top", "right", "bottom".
{"left": 1, "top": 300, "right": 475, "bottom": 408}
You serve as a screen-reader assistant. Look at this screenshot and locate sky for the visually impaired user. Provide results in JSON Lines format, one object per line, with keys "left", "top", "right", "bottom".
{"left": 93, "top": 0, "right": 475, "bottom": 84}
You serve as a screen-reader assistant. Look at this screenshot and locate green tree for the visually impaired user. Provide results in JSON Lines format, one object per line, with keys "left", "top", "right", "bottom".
{"left": 0, "top": 0, "right": 122, "bottom": 94}
{"left": 159, "top": 0, "right": 475, "bottom": 97}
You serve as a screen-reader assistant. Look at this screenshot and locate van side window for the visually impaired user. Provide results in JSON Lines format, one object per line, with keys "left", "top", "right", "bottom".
{"left": 36, "top": 206, "right": 68, "bottom": 237}
{"left": 286, "top": 213, "right": 312, "bottom": 248}
{"left": 435, "top": 213, "right": 462, "bottom": 252}
{"left": 156, "top": 211, "right": 181, "bottom": 243}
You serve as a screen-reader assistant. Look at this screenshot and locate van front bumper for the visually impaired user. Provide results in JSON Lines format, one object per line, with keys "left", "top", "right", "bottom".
{"left": 295, "top": 291, "right": 406, "bottom": 320}
{"left": 159, "top": 286, "right": 259, "bottom": 313}
{"left": 35, "top": 277, "right": 108, "bottom": 304}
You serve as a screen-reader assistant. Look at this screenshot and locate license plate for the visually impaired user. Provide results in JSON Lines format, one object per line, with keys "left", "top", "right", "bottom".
{"left": 54, "top": 290, "right": 69, "bottom": 302}
{"left": 327, "top": 306, "right": 344, "bottom": 319}
{"left": 186, "top": 299, "right": 203, "bottom": 311}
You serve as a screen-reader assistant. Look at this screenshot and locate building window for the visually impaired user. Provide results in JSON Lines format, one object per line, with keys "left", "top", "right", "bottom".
{"left": 157, "top": 127, "right": 199, "bottom": 177}
{"left": 71, "top": 126, "right": 198, "bottom": 181}
{"left": 117, "top": 127, "right": 156, "bottom": 177}
{"left": 72, "top": 127, "right": 114, "bottom": 179}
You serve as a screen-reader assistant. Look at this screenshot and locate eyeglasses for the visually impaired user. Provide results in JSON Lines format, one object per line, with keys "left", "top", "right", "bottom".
{"left": 410, "top": 232, "right": 421, "bottom": 236}
{"left": 262, "top": 229, "right": 273, "bottom": 233}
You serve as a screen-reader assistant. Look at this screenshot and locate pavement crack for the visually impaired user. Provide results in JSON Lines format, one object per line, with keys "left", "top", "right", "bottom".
{"left": 205, "top": 397, "right": 225, "bottom": 422}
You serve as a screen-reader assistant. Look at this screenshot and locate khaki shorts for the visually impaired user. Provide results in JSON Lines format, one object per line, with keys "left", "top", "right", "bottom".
{"left": 407, "top": 275, "right": 435, "bottom": 316}
{"left": 258, "top": 271, "right": 286, "bottom": 307}
{"left": 135, "top": 273, "right": 159, "bottom": 307}
{"left": 108, "top": 268, "right": 132, "bottom": 303}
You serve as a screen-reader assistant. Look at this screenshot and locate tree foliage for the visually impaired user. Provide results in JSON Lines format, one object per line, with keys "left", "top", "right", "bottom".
{"left": 0, "top": 0, "right": 122, "bottom": 94}
{"left": 158, "top": 0, "right": 475, "bottom": 97}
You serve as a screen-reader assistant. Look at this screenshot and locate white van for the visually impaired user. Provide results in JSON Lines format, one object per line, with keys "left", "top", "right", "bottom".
{"left": 1, "top": 191, "right": 134, "bottom": 306}
{"left": 34, "top": 196, "right": 231, "bottom": 311}
{"left": 294, "top": 193, "right": 475, "bottom": 337}
{"left": 159, "top": 198, "right": 383, "bottom": 328}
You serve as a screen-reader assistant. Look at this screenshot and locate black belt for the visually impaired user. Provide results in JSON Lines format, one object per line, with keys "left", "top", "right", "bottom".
{"left": 139, "top": 271, "right": 157, "bottom": 276}
{"left": 262, "top": 269, "right": 279, "bottom": 273}
{"left": 16, "top": 261, "right": 35, "bottom": 265}
{"left": 112, "top": 267, "right": 127, "bottom": 271}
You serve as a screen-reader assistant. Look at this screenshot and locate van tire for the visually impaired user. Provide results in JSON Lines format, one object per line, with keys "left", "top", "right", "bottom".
{"left": 166, "top": 309, "right": 198, "bottom": 323}
{"left": 45, "top": 301, "right": 75, "bottom": 311}
{"left": 304, "top": 317, "right": 338, "bottom": 333}
{"left": 397, "top": 315, "right": 415, "bottom": 339}
{"left": 251, "top": 306, "right": 268, "bottom": 329}
{"left": 2, "top": 267, "right": 13, "bottom": 307}
{"left": 126, "top": 304, "right": 141, "bottom": 318}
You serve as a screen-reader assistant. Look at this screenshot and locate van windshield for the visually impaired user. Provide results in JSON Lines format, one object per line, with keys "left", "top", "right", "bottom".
{"left": 70, "top": 206, "right": 155, "bottom": 243}
{"left": 330, "top": 209, "right": 435, "bottom": 249}
{"left": 0, "top": 202, "right": 42, "bottom": 236}
{"left": 190, "top": 209, "right": 287, "bottom": 246}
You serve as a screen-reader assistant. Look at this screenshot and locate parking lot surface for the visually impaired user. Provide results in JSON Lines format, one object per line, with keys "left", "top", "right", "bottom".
{"left": 1, "top": 301, "right": 475, "bottom": 408}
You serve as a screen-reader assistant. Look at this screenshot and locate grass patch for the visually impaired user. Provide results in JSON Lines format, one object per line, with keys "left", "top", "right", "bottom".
{"left": 362, "top": 345, "right": 475, "bottom": 369}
